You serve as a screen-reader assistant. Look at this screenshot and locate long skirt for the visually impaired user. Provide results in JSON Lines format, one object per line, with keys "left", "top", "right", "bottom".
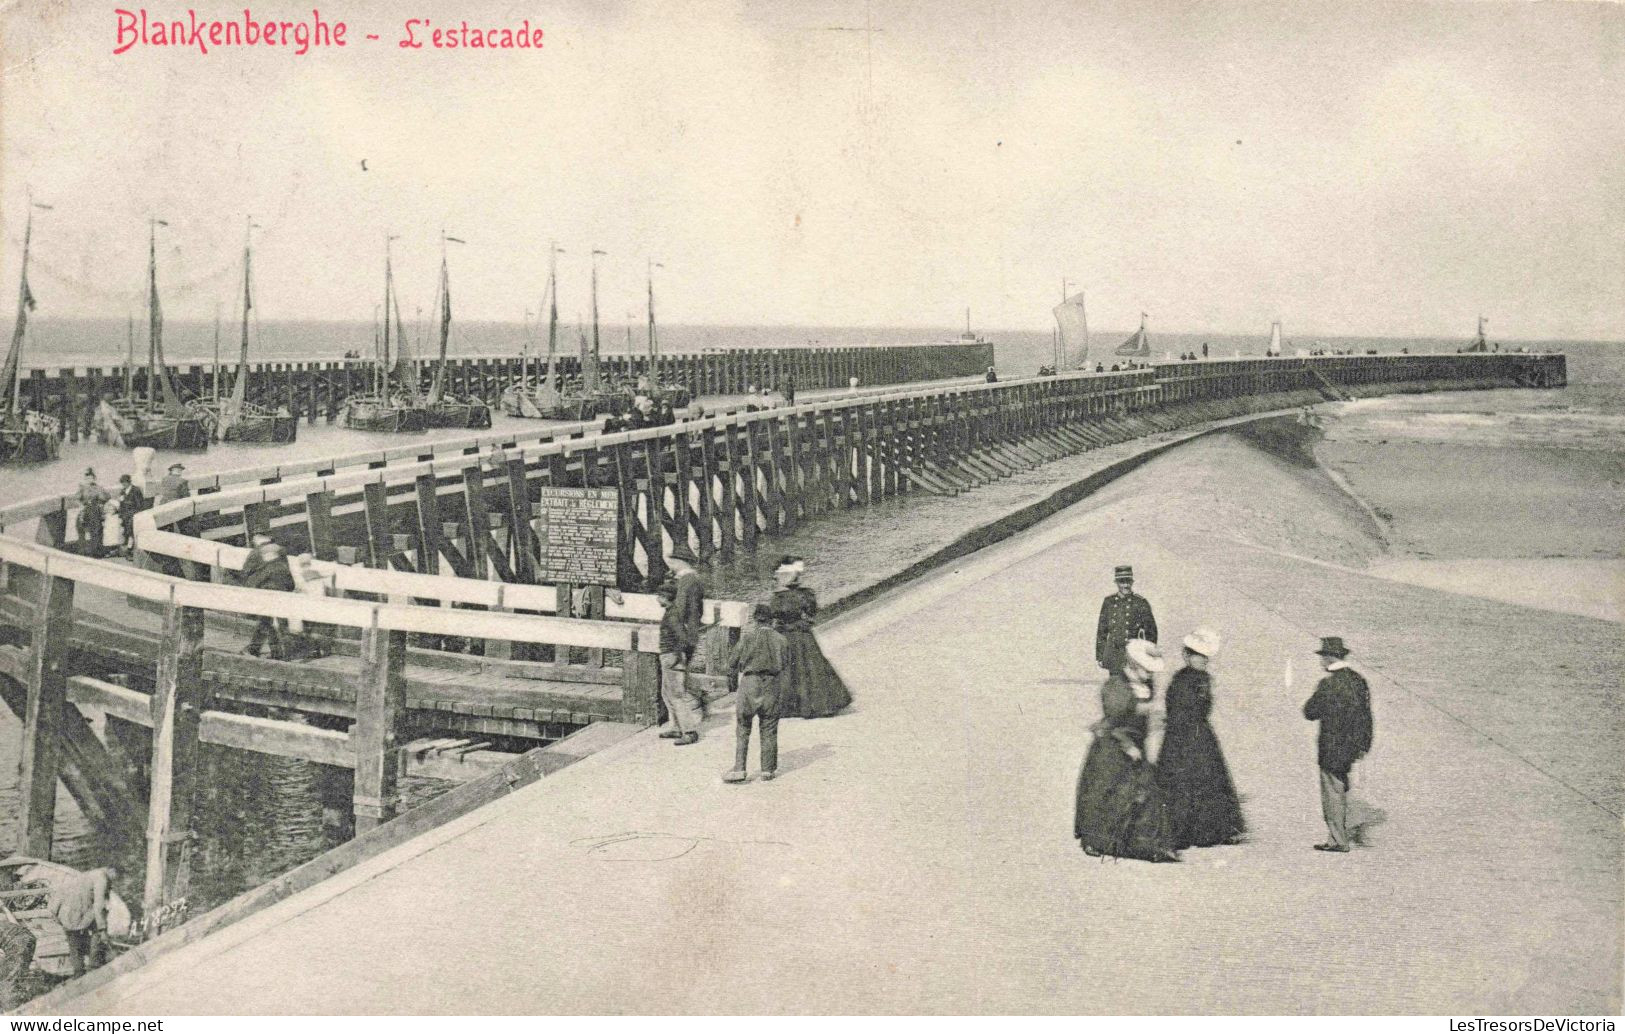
{"left": 1074, "top": 737, "right": 1175, "bottom": 861}
{"left": 1156, "top": 719, "right": 1246, "bottom": 849}
{"left": 778, "top": 628, "right": 852, "bottom": 719}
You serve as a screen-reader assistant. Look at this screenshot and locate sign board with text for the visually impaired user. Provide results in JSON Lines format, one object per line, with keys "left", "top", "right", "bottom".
{"left": 531, "top": 487, "right": 620, "bottom": 586}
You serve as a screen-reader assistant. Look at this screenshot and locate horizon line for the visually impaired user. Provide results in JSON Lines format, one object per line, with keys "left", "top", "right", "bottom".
{"left": 14, "top": 314, "right": 1613, "bottom": 345}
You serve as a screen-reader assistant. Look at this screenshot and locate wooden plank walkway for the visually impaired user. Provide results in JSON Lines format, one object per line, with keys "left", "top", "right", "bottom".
{"left": 40, "top": 462, "right": 1620, "bottom": 1015}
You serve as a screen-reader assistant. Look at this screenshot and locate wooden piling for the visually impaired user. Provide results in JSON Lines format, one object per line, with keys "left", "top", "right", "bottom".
{"left": 142, "top": 595, "right": 207, "bottom": 938}
{"left": 16, "top": 571, "right": 75, "bottom": 857}
{"left": 353, "top": 622, "right": 407, "bottom": 832}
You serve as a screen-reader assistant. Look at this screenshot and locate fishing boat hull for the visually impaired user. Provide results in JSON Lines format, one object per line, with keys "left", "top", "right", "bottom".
{"left": 99, "top": 401, "right": 211, "bottom": 451}
{"left": 223, "top": 413, "right": 299, "bottom": 444}
{"left": 422, "top": 399, "right": 492, "bottom": 429}
{"left": 0, "top": 428, "right": 60, "bottom": 465}
{"left": 342, "top": 398, "right": 426, "bottom": 433}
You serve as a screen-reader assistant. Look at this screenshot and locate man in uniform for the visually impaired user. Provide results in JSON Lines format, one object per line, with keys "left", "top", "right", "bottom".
{"left": 1095, "top": 564, "right": 1158, "bottom": 674}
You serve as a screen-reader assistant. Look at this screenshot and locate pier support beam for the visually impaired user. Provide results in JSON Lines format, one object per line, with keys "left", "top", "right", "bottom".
{"left": 142, "top": 596, "right": 206, "bottom": 939}
{"left": 353, "top": 622, "right": 407, "bottom": 832}
{"left": 16, "top": 572, "right": 75, "bottom": 858}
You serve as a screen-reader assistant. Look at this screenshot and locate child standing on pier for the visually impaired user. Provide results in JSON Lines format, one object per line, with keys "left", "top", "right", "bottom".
{"left": 724, "top": 604, "right": 786, "bottom": 783}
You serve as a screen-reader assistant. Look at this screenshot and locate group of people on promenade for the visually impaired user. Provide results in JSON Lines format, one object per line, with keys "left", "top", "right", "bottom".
{"left": 71, "top": 459, "right": 190, "bottom": 558}
{"left": 1075, "top": 565, "right": 1374, "bottom": 862}
{"left": 653, "top": 545, "right": 851, "bottom": 783}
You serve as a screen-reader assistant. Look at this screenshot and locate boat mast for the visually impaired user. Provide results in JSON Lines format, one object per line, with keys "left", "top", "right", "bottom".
{"left": 125, "top": 315, "right": 134, "bottom": 398}
{"left": 212, "top": 302, "right": 220, "bottom": 402}
{"left": 5, "top": 200, "right": 48, "bottom": 417}
{"left": 381, "top": 234, "right": 397, "bottom": 396}
{"left": 647, "top": 259, "right": 663, "bottom": 368}
{"left": 546, "top": 242, "right": 561, "bottom": 391}
{"left": 587, "top": 248, "right": 606, "bottom": 393}
{"left": 430, "top": 232, "right": 463, "bottom": 404}
{"left": 146, "top": 218, "right": 170, "bottom": 413}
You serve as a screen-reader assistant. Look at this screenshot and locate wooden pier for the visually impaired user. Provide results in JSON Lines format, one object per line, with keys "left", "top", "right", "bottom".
{"left": 0, "top": 350, "right": 1565, "bottom": 949}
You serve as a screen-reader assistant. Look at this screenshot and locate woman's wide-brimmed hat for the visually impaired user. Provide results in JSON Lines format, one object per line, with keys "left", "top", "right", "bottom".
{"left": 1183, "top": 627, "right": 1222, "bottom": 658}
{"left": 775, "top": 556, "right": 805, "bottom": 577}
{"left": 1125, "top": 639, "right": 1165, "bottom": 674}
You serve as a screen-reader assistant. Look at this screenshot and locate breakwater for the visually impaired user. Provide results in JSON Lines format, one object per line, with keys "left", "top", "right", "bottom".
{"left": 14, "top": 341, "right": 999, "bottom": 419}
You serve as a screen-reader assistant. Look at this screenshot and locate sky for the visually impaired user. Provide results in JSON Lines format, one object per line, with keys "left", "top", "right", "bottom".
{"left": 1, "top": 0, "right": 1622, "bottom": 339}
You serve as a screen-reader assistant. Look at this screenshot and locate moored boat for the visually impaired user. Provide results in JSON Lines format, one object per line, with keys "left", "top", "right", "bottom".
{"left": 0, "top": 200, "right": 62, "bottom": 465}
{"left": 98, "top": 219, "right": 210, "bottom": 452}
{"left": 416, "top": 234, "right": 492, "bottom": 429}
{"left": 343, "top": 235, "right": 425, "bottom": 433}
{"left": 197, "top": 218, "right": 299, "bottom": 445}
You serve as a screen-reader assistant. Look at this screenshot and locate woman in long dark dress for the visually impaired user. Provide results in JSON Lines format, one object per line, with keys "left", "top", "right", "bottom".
{"left": 1074, "top": 639, "right": 1179, "bottom": 862}
{"left": 1155, "top": 628, "right": 1246, "bottom": 849}
{"left": 770, "top": 557, "right": 853, "bottom": 719}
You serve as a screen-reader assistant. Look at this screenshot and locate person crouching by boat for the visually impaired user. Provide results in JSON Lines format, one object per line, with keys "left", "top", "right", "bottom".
{"left": 48, "top": 864, "right": 117, "bottom": 977}
{"left": 0, "top": 917, "right": 36, "bottom": 1010}
{"left": 1156, "top": 628, "right": 1246, "bottom": 850}
{"left": 242, "top": 540, "right": 294, "bottom": 660}
{"left": 1074, "top": 640, "right": 1179, "bottom": 862}
{"left": 724, "top": 604, "right": 786, "bottom": 784}
{"left": 770, "top": 556, "right": 852, "bottom": 719}
{"left": 75, "top": 468, "right": 110, "bottom": 557}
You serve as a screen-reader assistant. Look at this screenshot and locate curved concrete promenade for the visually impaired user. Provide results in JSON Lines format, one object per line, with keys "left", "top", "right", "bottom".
{"left": 44, "top": 423, "right": 1621, "bottom": 1015}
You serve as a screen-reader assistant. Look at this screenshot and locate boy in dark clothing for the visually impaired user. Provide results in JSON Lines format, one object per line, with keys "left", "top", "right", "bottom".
{"left": 242, "top": 541, "right": 294, "bottom": 659}
{"left": 723, "top": 604, "right": 786, "bottom": 783}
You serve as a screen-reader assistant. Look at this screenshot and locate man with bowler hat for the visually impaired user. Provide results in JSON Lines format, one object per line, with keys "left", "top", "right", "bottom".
{"left": 1095, "top": 565, "right": 1158, "bottom": 674}
{"left": 1303, "top": 636, "right": 1373, "bottom": 853}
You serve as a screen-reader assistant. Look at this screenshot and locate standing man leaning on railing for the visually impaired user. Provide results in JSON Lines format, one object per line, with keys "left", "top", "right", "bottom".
{"left": 657, "top": 544, "right": 709, "bottom": 746}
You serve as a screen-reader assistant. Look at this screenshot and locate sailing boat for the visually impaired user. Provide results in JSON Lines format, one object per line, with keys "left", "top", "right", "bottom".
{"left": 101, "top": 220, "right": 211, "bottom": 451}
{"left": 1464, "top": 316, "right": 1489, "bottom": 353}
{"left": 0, "top": 200, "right": 62, "bottom": 464}
{"left": 343, "top": 236, "right": 426, "bottom": 433}
{"left": 632, "top": 260, "right": 690, "bottom": 410}
{"left": 418, "top": 234, "right": 492, "bottom": 429}
{"left": 197, "top": 220, "right": 297, "bottom": 443}
{"left": 501, "top": 243, "right": 566, "bottom": 418}
{"left": 1114, "top": 312, "right": 1151, "bottom": 359}
{"left": 1265, "top": 321, "right": 1283, "bottom": 357}
{"left": 1052, "top": 292, "right": 1089, "bottom": 369}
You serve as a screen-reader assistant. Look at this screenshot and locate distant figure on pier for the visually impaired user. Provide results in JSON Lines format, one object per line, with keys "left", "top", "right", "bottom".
{"left": 626, "top": 397, "right": 653, "bottom": 429}
{"left": 49, "top": 864, "right": 117, "bottom": 976}
{"left": 1096, "top": 363, "right": 1104, "bottom": 373}
{"left": 114, "top": 474, "right": 146, "bottom": 557}
{"left": 157, "top": 462, "right": 190, "bottom": 505}
{"left": 849, "top": 376, "right": 859, "bottom": 392}
{"left": 1110, "top": 363, "right": 1121, "bottom": 372}
{"left": 1095, "top": 565, "right": 1158, "bottom": 674}
{"left": 657, "top": 543, "right": 709, "bottom": 746}
{"left": 656, "top": 400, "right": 677, "bottom": 426}
{"left": 723, "top": 603, "right": 786, "bottom": 784}
{"left": 770, "top": 556, "right": 852, "bottom": 719}
{"left": 1303, "top": 636, "right": 1373, "bottom": 854}
{"left": 985, "top": 366, "right": 998, "bottom": 383}
{"left": 242, "top": 540, "right": 294, "bottom": 660}
{"left": 0, "top": 917, "right": 36, "bottom": 1011}
{"left": 1075, "top": 640, "right": 1178, "bottom": 862}
{"left": 781, "top": 373, "right": 796, "bottom": 404}
{"left": 1156, "top": 628, "right": 1246, "bottom": 850}
{"left": 1202, "top": 342, "right": 1209, "bottom": 358}
{"left": 75, "top": 468, "right": 110, "bottom": 557}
